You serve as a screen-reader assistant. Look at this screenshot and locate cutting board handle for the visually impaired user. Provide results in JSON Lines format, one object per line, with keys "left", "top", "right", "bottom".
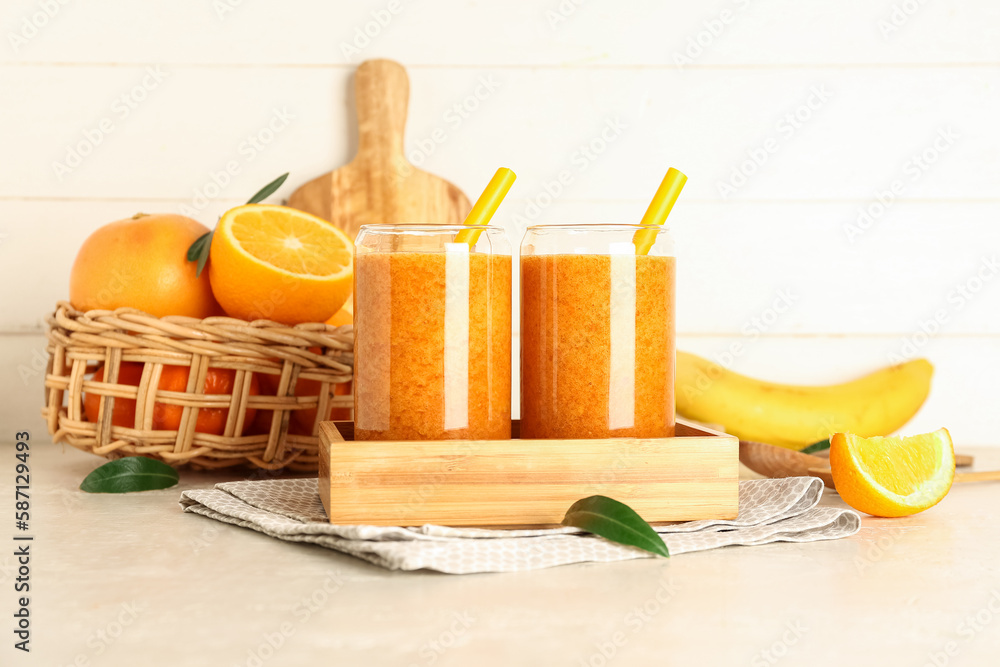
{"left": 355, "top": 59, "right": 408, "bottom": 159}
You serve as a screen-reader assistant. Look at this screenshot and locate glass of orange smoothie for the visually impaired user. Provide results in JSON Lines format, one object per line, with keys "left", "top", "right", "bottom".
{"left": 354, "top": 224, "right": 511, "bottom": 441}
{"left": 520, "top": 224, "right": 675, "bottom": 439}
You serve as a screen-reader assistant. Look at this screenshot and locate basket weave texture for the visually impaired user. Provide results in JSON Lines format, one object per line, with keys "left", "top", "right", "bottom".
{"left": 42, "top": 301, "right": 354, "bottom": 471}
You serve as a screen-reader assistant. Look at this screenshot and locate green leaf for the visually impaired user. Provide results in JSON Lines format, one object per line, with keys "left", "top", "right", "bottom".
{"left": 186, "top": 230, "right": 213, "bottom": 278}
{"left": 80, "top": 457, "right": 179, "bottom": 494}
{"left": 801, "top": 439, "right": 831, "bottom": 455}
{"left": 246, "top": 172, "right": 289, "bottom": 204}
{"left": 186, "top": 231, "right": 211, "bottom": 262}
{"left": 562, "top": 495, "right": 669, "bottom": 557}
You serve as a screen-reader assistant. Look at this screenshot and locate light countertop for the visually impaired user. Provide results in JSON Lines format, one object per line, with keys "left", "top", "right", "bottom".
{"left": 2, "top": 440, "right": 999, "bottom": 666}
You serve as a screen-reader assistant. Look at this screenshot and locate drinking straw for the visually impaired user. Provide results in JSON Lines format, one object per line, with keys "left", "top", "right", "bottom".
{"left": 633, "top": 168, "right": 687, "bottom": 255}
{"left": 455, "top": 167, "right": 517, "bottom": 247}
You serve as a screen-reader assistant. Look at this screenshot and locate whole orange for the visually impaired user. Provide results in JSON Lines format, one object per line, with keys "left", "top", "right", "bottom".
{"left": 82, "top": 362, "right": 144, "bottom": 427}
{"left": 325, "top": 297, "right": 353, "bottom": 327}
{"left": 84, "top": 362, "right": 259, "bottom": 435}
{"left": 291, "top": 378, "right": 353, "bottom": 434}
{"left": 155, "top": 365, "right": 260, "bottom": 434}
{"left": 70, "top": 213, "right": 223, "bottom": 318}
{"left": 252, "top": 368, "right": 351, "bottom": 436}
{"left": 247, "top": 371, "right": 279, "bottom": 435}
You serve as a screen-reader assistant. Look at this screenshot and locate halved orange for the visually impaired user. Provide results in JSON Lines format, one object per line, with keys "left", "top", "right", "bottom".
{"left": 209, "top": 205, "right": 353, "bottom": 325}
{"left": 830, "top": 429, "right": 955, "bottom": 517}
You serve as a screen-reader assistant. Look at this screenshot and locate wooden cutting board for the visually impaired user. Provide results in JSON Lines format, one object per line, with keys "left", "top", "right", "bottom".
{"left": 288, "top": 59, "right": 472, "bottom": 240}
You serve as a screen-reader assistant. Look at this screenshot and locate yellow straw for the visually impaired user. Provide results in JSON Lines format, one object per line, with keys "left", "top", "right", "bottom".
{"left": 455, "top": 167, "right": 517, "bottom": 247}
{"left": 633, "top": 167, "right": 687, "bottom": 255}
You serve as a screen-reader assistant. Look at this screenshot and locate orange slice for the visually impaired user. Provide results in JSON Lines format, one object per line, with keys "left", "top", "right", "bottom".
{"left": 209, "top": 205, "right": 353, "bottom": 324}
{"left": 830, "top": 429, "right": 955, "bottom": 517}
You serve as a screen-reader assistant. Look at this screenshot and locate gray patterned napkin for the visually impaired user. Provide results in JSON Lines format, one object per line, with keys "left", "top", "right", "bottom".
{"left": 179, "top": 476, "right": 859, "bottom": 574}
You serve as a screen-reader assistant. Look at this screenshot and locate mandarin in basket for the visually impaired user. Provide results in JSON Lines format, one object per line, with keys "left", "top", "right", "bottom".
{"left": 291, "top": 378, "right": 353, "bottom": 433}
{"left": 155, "top": 365, "right": 260, "bottom": 434}
{"left": 82, "top": 362, "right": 145, "bottom": 427}
{"left": 84, "top": 362, "right": 259, "bottom": 435}
{"left": 208, "top": 205, "right": 353, "bottom": 325}
{"left": 250, "top": 368, "right": 351, "bottom": 435}
{"left": 70, "top": 213, "right": 223, "bottom": 318}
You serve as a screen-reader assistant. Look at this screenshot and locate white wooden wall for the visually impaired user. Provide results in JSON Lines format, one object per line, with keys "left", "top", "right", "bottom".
{"left": 2, "top": 0, "right": 999, "bottom": 445}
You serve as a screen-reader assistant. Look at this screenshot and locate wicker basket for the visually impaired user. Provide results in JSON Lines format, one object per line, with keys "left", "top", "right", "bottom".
{"left": 42, "top": 301, "right": 354, "bottom": 471}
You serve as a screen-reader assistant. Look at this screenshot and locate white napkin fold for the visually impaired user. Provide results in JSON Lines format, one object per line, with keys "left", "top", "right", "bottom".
{"left": 179, "top": 476, "right": 859, "bottom": 574}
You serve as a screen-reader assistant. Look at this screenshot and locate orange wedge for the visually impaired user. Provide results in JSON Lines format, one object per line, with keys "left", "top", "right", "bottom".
{"left": 830, "top": 429, "right": 955, "bottom": 517}
{"left": 209, "top": 205, "right": 353, "bottom": 325}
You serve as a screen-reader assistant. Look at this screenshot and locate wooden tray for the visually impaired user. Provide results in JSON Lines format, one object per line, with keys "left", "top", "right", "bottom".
{"left": 318, "top": 419, "right": 738, "bottom": 528}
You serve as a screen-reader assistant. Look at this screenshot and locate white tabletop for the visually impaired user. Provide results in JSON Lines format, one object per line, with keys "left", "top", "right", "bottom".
{"left": 3, "top": 441, "right": 999, "bottom": 666}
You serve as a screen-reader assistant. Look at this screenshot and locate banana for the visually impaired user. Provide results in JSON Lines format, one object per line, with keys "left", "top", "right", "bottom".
{"left": 675, "top": 351, "right": 933, "bottom": 450}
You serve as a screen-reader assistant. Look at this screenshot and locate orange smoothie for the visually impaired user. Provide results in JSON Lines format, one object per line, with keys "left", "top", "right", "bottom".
{"left": 520, "top": 253, "right": 675, "bottom": 439}
{"left": 354, "top": 251, "right": 511, "bottom": 440}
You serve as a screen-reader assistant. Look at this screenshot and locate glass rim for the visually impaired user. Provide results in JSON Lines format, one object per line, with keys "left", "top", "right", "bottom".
{"left": 358, "top": 223, "right": 507, "bottom": 233}
{"left": 524, "top": 223, "right": 671, "bottom": 232}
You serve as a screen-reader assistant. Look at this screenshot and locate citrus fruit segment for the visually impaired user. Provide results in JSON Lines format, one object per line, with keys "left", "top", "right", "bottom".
{"left": 830, "top": 429, "right": 955, "bottom": 517}
{"left": 209, "top": 205, "right": 354, "bottom": 324}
